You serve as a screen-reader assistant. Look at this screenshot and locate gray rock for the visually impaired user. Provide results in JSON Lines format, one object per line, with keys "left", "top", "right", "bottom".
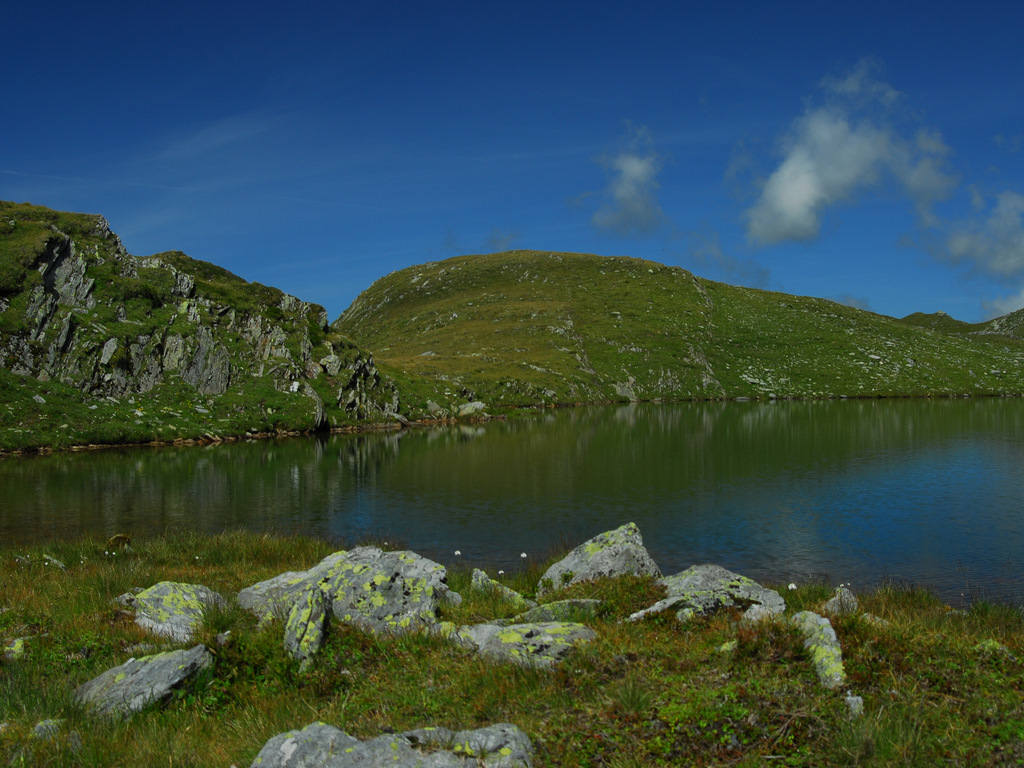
{"left": 43, "top": 554, "right": 67, "bottom": 571}
{"left": 250, "top": 721, "right": 534, "bottom": 768}
{"left": 237, "top": 552, "right": 349, "bottom": 621}
{"left": 823, "top": 586, "right": 859, "bottom": 616}
{"left": 240, "top": 548, "right": 454, "bottom": 635}
{"left": 792, "top": 611, "right": 847, "bottom": 689}
{"left": 133, "top": 581, "right": 227, "bottom": 642}
{"left": 476, "top": 622, "right": 597, "bottom": 669}
{"left": 845, "top": 694, "right": 865, "bottom": 718}
{"left": 536, "top": 522, "right": 661, "bottom": 596}
{"left": 514, "top": 599, "right": 601, "bottom": 623}
{"left": 284, "top": 584, "right": 330, "bottom": 669}
{"left": 458, "top": 401, "right": 487, "bottom": 417}
{"left": 471, "top": 569, "right": 535, "bottom": 611}
{"left": 628, "top": 564, "right": 785, "bottom": 623}
{"left": 4, "top": 637, "right": 27, "bottom": 661}
{"left": 75, "top": 644, "right": 213, "bottom": 719}
{"left": 321, "top": 547, "right": 450, "bottom": 634}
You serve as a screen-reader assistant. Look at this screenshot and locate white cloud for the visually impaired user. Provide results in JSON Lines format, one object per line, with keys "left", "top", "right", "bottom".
{"left": 983, "top": 286, "right": 1024, "bottom": 318}
{"left": 947, "top": 191, "right": 1024, "bottom": 278}
{"left": 591, "top": 127, "right": 665, "bottom": 236}
{"left": 745, "top": 59, "right": 957, "bottom": 245}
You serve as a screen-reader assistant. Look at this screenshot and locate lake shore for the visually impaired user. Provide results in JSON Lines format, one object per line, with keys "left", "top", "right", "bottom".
{"left": 3, "top": 529, "right": 1023, "bottom": 766}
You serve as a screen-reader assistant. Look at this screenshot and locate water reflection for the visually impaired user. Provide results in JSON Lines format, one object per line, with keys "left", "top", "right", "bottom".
{"left": 3, "top": 398, "right": 1023, "bottom": 604}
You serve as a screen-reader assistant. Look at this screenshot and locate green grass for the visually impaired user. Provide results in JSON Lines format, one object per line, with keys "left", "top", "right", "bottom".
{"left": 335, "top": 250, "right": 1024, "bottom": 408}
{"left": 2, "top": 530, "right": 1023, "bottom": 766}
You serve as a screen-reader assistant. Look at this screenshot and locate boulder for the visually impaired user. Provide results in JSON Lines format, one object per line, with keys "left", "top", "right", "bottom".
{"left": 284, "top": 584, "right": 331, "bottom": 670}
{"left": 471, "top": 569, "right": 536, "bottom": 611}
{"left": 476, "top": 622, "right": 597, "bottom": 669}
{"left": 250, "top": 721, "right": 534, "bottom": 768}
{"left": 536, "top": 523, "right": 661, "bottom": 596}
{"left": 133, "top": 581, "right": 227, "bottom": 642}
{"left": 792, "top": 611, "right": 847, "bottom": 689}
{"left": 823, "top": 586, "right": 859, "bottom": 616}
{"left": 75, "top": 644, "right": 213, "bottom": 719}
{"left": 627, "top": 564, "right": 785, "bottom": 623}
{"left": 237, "top": 552, "right": 349, "bottom": 622}
{"left": 320, "top": 547, "right": 451, "bottom": 634}
{"left": 513, "top": 599, "right": 601, "bottom": 623}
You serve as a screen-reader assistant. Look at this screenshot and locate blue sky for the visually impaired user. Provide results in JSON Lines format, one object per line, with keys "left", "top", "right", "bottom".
{"left": 4, "top": 2, "right": 1024, "bottom": 323}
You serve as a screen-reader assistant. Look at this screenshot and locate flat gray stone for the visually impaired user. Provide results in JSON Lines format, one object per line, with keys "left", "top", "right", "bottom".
{"left": 476, "top": 622, "right": 597, "bottom": 669}
{"left": 628, "top": 564, "right": 785, "bottom": 623}
{"left": 471, "top": 569, "right": 535, "bottom": 611}
{"left": 250, "top": 721, "right": 533, "bottom": 767}
{"left": 133, "top": 581, "right": 227, "bottom": 642}
{"left": 75, "top": 644, "right": 213, "bottom": 719}
{"left": 536, "top": 522, "right": 661, "bottom": 596}
{"left": 513, "top": 599, "right": 601, "bottom": 623}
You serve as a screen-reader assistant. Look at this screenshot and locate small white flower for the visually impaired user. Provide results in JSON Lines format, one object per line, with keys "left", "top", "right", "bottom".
{"left": 520, "top": 552, "right": 527, "bottom": 559}
{"left": 454, "top": 550, "right": 461, "bottom": 556}
{"left": 788, "top": 583, "right": 797, "bottom": 591}
{"left": 498, "top": 570, "right": 505, "bottom": 576}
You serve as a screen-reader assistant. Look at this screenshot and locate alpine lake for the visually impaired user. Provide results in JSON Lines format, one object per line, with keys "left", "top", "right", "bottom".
{"left": 3, "top": 397, "right": 1022, "bottom": 608}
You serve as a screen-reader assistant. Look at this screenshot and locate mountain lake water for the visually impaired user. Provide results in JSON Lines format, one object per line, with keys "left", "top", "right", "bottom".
{"left": 2, "top": 398, "right": 1023, "bottom": 606}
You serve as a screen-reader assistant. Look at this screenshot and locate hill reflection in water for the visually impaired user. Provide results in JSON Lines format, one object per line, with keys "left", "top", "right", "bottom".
{"left": 3, "top": 398, "right": 1022, "bottom": 605}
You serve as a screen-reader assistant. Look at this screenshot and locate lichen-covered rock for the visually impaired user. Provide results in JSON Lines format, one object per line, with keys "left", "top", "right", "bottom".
{"left": 133, "top": 581, "right": 227, "bottom": 642}
{"left": 250, "top": 721, "right": 534, "bottom": 768}
{"left": 536, "top": 523, "right": 661, "bottom": 597}
{"left": 74, "top": 644, "right": 213, "bottom": 719}
{"left": 628, "top": 564, "right": 785, "bottom": 623}
{"left": 792, "top": 611, "right": 847, "bottom": 689}
{"left": 513, "top": 599, "right": 601, "bottom": 623}
{"left": 823, "top": 586, "right": 858, "bottom": 616}
{"left": 237, "top": 552, "right": 350, "bottom": 621}
{"left": 321, "top": 547, "right": 451, "bottom": 634}
{"left": 284, "top": 584, "right": 330, "bottom": 669}
{"left": 476, "top": 622, "right": 597, "bottom": 669}
{"left": 4, "top": 637, "right": 27, "bottom": 661}
{"left": 471, "top": 569, "right": 536, "bottom": 611}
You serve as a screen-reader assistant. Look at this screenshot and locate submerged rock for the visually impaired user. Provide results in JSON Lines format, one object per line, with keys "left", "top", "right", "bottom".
{"left": 75, "top": 644, "right": 213, "bottom": 719}
{"left": 133, "top": 581, "right": 227, "bottom": 642}
{"left": 628, "top": 564, "right": 785, "bottom": 624}
{"left": 250, "top": 721, "right": 534, "bottom": 768}
{"left": 536, "top": 522, "right": 661, "bottom": 596}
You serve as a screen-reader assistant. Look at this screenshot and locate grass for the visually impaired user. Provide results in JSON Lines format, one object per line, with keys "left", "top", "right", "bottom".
{"left": 2, "top": 530, "right": 1023, "bottom": 766}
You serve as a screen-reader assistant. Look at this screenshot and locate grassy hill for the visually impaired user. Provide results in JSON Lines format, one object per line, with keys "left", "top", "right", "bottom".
{"left": 0, "top": 202, "right": 399, "bottom": 452}
{"left": 334, "top": 250, "right": 1024, "bottom": 414}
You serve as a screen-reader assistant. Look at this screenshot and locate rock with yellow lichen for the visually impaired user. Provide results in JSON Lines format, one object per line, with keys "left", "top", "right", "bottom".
{"left": 249, "top": 721, "right": 534, "bottom": 767}
{"left": 475, "top": 621, "right": 597, "bottom": 669}
{"left": 74, "top": 644, "right": 212, "bottom": 719}
{"left": 535, "top": 522, "right": 661, "bottom": 597}
{"left": 791, "top": 610, "right": 847, "bottom": 689}
{"left": 133, "top": 581, "right": 227, "bottom": 642}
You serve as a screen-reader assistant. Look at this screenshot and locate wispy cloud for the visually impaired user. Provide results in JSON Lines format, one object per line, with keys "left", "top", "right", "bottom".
{"left": 744, "top": 58, "right": 957, "bottom": 245}
{"left": 591, "top": 126, "right": 666, "bottom": 236}
{"left": 154, "top": 113, "right": 280, "bottom": 162}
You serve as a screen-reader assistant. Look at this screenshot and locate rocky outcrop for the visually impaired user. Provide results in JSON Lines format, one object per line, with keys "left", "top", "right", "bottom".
{"left": 133, "top": 581, "right": 227, "bottom": 642}
{"left": 74, "top": 644, "right": 213, "bottom": 719}
{"left": 536, "top": 522, "right": 661, "bottom": 596}
{"left": 0, "top": 203, "right": 403, "bottom": 445}
{"left": 628, "top": 563, "right": 785, "bottom": 623}
{"left": 251, "top": 721, "right": 534, "bottom": 768}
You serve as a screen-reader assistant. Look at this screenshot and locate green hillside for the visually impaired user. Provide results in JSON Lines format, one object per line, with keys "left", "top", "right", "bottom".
{"left": 335, "top": 250, "right": 1024, "bottom": 412}
{"left": 0, "top": 202, "right": 399, "bottom": 451}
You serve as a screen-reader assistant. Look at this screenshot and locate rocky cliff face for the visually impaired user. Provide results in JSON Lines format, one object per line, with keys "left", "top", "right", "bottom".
{"left": 0, "top": 202, "right": 400, "bottom": 447}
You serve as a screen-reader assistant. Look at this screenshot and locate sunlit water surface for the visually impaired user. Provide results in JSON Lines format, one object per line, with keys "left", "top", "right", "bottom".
{"left": 3, "top": 399, "right": 1022, "bottom": 605}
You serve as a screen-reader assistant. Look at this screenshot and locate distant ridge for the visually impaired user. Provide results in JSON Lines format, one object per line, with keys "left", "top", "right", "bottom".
{"left": 334, "top": 249, "right": 1024, "bottom": 412}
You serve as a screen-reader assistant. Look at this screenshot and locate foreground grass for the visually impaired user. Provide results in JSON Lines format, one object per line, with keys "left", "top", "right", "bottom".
{"left": 2, "top": 531, "right": 1023, "bottom": 766}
